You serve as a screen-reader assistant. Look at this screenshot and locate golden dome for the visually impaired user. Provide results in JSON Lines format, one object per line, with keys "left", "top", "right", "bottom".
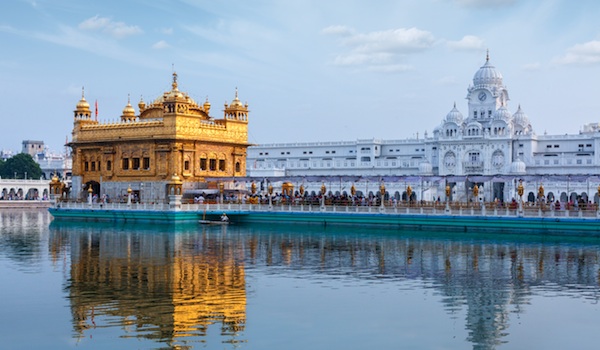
{"left": 203, "top": 97, "right": 211, "bottom": 112}
{"left": 123, "top": 102, "right": 135, "bottom": 116}
{"left": 75, "top": 87, "right": 90, "bottom": 111}
{"left": 229, "top": 88, "right": 243, "bottom": 108}
{"left": 170, "top": 173, "right": 181, "bottom": 182}
{"left": 138, "top": 96, "right": 146, "bottom": 111}
{"left": 121, "top": 95, "right": 136, "bottom": 119}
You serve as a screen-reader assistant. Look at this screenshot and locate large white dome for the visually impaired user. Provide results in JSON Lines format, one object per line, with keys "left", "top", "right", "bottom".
{"left": 473, "top": 55, "right": 503, "bottom": 87}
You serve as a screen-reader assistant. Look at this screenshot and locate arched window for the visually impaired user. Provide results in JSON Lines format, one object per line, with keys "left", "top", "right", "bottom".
{"left": 235, "top": 162, "right": 241, "bottom": 173}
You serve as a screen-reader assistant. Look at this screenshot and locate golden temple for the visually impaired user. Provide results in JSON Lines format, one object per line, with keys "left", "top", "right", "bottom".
{"left": 68, "top": 72, "right": 250, "bottom": 202}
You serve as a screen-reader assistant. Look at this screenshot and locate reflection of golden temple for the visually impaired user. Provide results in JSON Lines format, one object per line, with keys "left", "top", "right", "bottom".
{"left": 68, "top": 73, "right": 250, "bottom": 202}
{"left": 64, "top": 231, "right": 247, "bottom": 344}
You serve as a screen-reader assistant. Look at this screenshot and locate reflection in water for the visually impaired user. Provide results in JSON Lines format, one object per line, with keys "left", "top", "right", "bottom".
{"left": 0, "top": 209, "right": 51, "bottom": 272}
{"left": 1, "top": 211, "right": 597, "bottom": 349}
{"left": 49, "top": 222, "right": 247, "bottom": 348}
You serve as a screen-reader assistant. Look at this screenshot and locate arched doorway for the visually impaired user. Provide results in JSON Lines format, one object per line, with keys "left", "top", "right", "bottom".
{"left": 84, "top": 181, "right": 101, "bottom": 197}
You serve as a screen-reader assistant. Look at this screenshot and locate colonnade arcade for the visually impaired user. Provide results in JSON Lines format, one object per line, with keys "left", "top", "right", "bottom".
{"left": 223, "top": 175, "right": 600, "bottom": 206}
{"left": 0, "top": 178, "right": 50, "bottom": 200}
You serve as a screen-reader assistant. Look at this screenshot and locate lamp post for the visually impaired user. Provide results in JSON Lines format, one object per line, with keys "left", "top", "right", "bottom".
{"left": 517, "top": 179, "right": 524, "bottom": 217}
{"left": 219, "top": 182, "right": 225, "bottom": 204}
{"left": 268, "top": 182, "right": 273, "bottom": 209}
{"left": 87, "top": 185, "right": 93, "bottom": 206}
{"left": 320, "top": 182, "right": 326, "bottom": 209}
{"left": 445, "top": 181, "right": 451, "bottom": 213}
{"left": 379, "top": 181, "right": 386, "bottom": 210}
{"left": 127, "top": 185, "right": 132, "bottom": 206}
{"left": 596, "top": 183, "right": 600, "bottom": 217}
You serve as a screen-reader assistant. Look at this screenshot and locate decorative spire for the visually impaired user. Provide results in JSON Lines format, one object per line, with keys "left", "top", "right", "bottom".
{"left": 81, "top": 86, "right": 85, "bottom": 99}
{"left": 486, "top": 49, "right": 490, "bottom": 62}
{"left": 172, "top": 72, "right": 178, "bottom": 90}
{"left": 453, "top": 101, "right": 457, "bottom": 108}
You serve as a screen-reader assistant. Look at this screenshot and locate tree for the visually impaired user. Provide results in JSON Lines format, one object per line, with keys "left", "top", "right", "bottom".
{"left": 0, "top": 153, "right": 43, "bottom": 179}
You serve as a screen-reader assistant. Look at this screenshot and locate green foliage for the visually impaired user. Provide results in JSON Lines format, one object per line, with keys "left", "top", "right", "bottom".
{"left": 0, "top": 153, "right": 43, "bottom": 179}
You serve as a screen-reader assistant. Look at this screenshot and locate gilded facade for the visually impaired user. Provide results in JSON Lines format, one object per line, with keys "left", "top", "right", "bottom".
{"left": 68, "top": 73, "right": 250, "bottom": 202}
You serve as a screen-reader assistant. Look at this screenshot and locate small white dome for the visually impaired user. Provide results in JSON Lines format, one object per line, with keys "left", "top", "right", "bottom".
{"left": 418, "top": 160, "right": 433, "bottom": 175}
{"left": 510, "top": 159, "right": 526, "bottom": 174}
{"left": 493, "top": 106, "right": 512, "bottom": 122}
{"left": 445, "top": 103, "right": 464, "bottom": 124}
{"left": 512, "top": 105, "right": 530, "bottom": 127}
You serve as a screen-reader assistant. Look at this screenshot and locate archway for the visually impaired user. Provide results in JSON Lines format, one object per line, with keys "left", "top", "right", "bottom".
{"left": 560, "top": 192, "right": 568, "bottom": 203}
{"left": 569, "top": 192, "right": 578, "bottom": 203}
{"left": 527, "top": 192, "right": 535, "bottom": 203}
{"left": 25, "top": 188, "right": 39, "bottom": 200}
{"left": 85, "top": 181, "right": 101, "bottom": 197}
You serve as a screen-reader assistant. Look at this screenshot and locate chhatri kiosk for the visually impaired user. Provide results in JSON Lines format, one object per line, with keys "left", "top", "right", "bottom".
{"left": 68, "top": 72, "right": 250, "bottom": 204}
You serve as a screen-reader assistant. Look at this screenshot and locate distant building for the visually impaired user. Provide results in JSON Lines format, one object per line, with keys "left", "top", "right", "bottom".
{"left": 247, "top": 53, "right": 600, "bottom": 204}
{"left": 22, "top": 140, "right": 44, "bottom": 157}
{"left": 68, "top": 72, "right": 250, "bottom": 202}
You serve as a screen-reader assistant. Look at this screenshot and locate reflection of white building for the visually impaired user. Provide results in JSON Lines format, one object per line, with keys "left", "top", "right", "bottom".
{"left": 247, "top": 54, "right": 600, "bottom": 204}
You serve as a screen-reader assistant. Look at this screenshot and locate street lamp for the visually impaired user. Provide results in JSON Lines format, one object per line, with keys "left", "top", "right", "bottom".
{"left": 379, "top": 181, "right": 386, "bottom": 209}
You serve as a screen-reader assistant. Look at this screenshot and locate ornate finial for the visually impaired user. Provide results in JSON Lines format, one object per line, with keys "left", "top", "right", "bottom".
{"left": 453, "top": 101, "right": 456, "bottom": 108}
{"left": 81, "top": 86, "right": 85, "bottom": 99}
{"left": 235, "top": 87, "right": 239, "bottom": 99}
{"left": 172, "top": 69, "right": 178, "bottom": 90}
{"left": 127, "top": 93, "right": 131, "bottom": 104}
{"left": 486, "top": 49, "right": 490, "bottom": 62}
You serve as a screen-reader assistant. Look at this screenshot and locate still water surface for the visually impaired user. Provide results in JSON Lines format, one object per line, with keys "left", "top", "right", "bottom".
{"left": 1, "top": 209, "right": 600, "bottom": 349}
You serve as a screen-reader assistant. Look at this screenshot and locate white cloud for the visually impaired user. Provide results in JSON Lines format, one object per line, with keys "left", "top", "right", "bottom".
{"left": 152, "top": 40, "right": 170, "bottom": 49}
{"left": 342, "top": 28, "right": 435, "bottom": 53}
{"left": 325, "top": 26, "right": 435, "bottom": 72}
{"left": 160, "top": 27, "right": 174, "bottom": 35}
{"left": 367, "top": 64, "right": 414, "bottom": 73}
{"left": 78, "top": 15, "right": 142, "bottom": 39}
{"left": 522, "top": 62, "right": 541, "bottom": 71}
{"left": 447, "top": 35, "right": 485, "bottom": 51}
{"left": 553, "top": 40, "right": 600, "bottom": 65}
{"left": 322, "top": 25, "right": 354, "bottom": 36}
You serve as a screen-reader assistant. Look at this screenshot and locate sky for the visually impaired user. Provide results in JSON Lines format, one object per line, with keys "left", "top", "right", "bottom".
{"left": 2, "top": 0, "right": 600, "bottom": 153}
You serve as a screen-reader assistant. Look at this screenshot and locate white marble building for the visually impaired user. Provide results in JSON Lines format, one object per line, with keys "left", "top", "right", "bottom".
{"left": 247, "top": 54, "right": 600, "bottom": 204}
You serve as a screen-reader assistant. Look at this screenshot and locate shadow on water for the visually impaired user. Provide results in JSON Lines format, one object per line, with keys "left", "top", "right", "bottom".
{"left": 42, "top": 218, "right": 600, "bottom": 350}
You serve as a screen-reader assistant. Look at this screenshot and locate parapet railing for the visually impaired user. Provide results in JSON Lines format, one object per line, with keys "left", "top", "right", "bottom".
{"left": 52, "top": 201, "right": 600, "bottom": 219}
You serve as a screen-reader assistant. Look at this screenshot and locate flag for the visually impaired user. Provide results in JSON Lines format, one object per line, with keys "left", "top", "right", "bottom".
{"left": 95, "top": 100, "right": 98, "bottom": 120}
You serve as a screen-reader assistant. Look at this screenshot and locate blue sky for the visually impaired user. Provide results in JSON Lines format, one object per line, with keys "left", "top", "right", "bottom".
{"left": 2, "top": 0, "right": 600, "bottom": 152}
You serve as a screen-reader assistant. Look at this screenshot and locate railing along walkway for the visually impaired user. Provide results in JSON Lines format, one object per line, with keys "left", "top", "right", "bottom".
{"left": 53, "top": 201, "right": 600, "bottom": 219}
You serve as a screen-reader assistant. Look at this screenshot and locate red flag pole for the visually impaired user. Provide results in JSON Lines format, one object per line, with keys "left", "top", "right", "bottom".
{"left": 95, "top": 100, "right": 98, "bottom": 121}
